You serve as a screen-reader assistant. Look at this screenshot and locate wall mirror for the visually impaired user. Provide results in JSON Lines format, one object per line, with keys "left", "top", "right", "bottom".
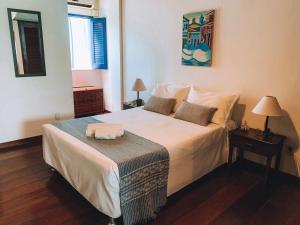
{"left": 7, "top": 8, "right": 46, "bottom": 77}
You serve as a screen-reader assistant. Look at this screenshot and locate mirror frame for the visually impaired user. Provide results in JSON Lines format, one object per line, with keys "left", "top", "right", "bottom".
{"left": 7, "top": 8, "right": 46, "bottom": 78}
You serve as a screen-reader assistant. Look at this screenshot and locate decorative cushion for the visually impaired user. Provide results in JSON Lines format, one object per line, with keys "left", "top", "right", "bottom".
{"left": 151, "top": 83, "right": 190, "bottom": 112}
{"left": 187, "top": 86, "right": 239, "bottom": 125}
{"left": 174, "top": 101, "right": 217, "bottom": 126}
{"left": 143, "top": 96, "right": 176, "bottom": 115}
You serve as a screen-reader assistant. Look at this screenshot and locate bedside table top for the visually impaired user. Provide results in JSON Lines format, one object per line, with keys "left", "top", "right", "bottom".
{"left": 231, "top": 128, "right": 286, "bottom": 145}
{"left": 123, "top": 100, "right": 145, "bottom": 107}
{"left": 73, "top": 86, "right": 99, "bottom": 92}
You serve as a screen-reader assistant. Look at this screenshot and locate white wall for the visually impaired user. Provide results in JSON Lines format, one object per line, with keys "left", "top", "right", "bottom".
{"left": 72, "top": 70, "right": 103, "bottom": 88}
{"left": 99, "top": 0, "right": 122, "bottom": 112}
{"left": 123, "top": 0, "right": 300, "bottom": 176}
{"left": 0, "top": 0, "right": 74, "bottom": 143}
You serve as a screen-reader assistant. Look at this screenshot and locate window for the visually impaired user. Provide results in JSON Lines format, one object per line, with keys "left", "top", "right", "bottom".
{"left": 69, "top": 17, "right": 92, "bottom": 70}
{"left": 68, "top": 15, "right": 108, "bottom": 70}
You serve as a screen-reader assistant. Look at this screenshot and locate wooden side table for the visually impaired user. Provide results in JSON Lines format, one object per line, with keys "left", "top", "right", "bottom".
{"left": 228, "top": 128, "right": 286, "bottom": 185}
{"left": 123, "top": 100, "right": 145, "bottom": 110}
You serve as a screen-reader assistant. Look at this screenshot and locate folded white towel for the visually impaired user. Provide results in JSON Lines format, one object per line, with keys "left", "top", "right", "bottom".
{"left": 86, "top": 123, "right": 124, "bottom": 139}
{"left": 86, "top": 123, "right": 101, "bottom": 137}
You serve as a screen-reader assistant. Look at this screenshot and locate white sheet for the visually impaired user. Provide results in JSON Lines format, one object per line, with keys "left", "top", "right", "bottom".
{"left": 43, "top": 107, "right": 227, "bottom": 218}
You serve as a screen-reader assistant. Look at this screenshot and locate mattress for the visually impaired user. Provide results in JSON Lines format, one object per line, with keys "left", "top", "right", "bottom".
{"left": 43, "top": 107, "right": 228, "bottom": 219}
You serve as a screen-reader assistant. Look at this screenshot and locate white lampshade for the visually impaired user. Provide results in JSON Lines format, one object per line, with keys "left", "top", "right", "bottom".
{"left": 252, "top": 96, "right": 282, "bottom": 117}
{"left": 132, "top": 78, "right": 146, "bottom": 92}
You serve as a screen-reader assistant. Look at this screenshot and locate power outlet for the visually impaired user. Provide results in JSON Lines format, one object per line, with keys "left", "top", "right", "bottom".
{"left": 54, "top": 113, "right": 61, "bottom": 121}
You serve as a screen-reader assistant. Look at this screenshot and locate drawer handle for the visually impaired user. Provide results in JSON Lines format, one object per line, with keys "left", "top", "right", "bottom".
{"left": 244, "top": 143, "right": 254, "bottom": 148}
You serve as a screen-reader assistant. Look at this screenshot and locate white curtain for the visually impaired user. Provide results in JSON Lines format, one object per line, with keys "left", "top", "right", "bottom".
{"left": 68, "top": 17, "right": 92, "bottom": 70}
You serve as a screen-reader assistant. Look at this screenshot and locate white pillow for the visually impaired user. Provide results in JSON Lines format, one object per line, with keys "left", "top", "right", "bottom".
{"left": 187, "top": 86, "right": 239, "bottom": 125}
{"left": 152, "top": 83, "right": 190, "bottom": 112}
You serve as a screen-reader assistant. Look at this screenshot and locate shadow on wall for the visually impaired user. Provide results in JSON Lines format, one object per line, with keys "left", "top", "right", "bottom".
{"left": 21, "top": 114, "right": 74, "bottom": 138}
{"left": 270, "top": 110, "right": 300, "bottom": 176}
{"left": 231, "top": 103, "right": 246, "bottom": 127}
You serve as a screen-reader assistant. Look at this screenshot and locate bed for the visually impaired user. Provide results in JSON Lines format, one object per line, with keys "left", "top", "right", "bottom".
{"left": 43, "top": 107, "right": 229, "bottom": 222}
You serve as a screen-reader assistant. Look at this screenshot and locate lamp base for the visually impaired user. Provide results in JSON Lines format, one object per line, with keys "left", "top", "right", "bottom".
{"left": 136, "top": 99, "right": 143, "bottom": 107}
{"left": 263, "top": 128, "right": 272, "bottom": 137}
{"left": 263, "top": 116, "right": 271, "bottom": 137}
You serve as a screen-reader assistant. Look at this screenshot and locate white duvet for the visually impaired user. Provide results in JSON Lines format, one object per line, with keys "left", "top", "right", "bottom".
{"left": 43, "top": 108, "right": 228, "bottom": 219}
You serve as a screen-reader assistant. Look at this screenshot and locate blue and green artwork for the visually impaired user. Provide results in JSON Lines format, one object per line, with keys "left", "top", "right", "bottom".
{"left": 182, "top": 10, "right": 215, "bottom": 67}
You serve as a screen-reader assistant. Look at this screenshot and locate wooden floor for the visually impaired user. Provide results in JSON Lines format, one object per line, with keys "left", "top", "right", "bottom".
{"left": 1, "top": 144, "right": 300, "bottom": 225}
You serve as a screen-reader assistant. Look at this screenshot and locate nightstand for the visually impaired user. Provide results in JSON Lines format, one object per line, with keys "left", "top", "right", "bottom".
{"left": 123, "top": 100, "right": 145, "bottom": 110}
{"left": 228, "top": 128, "right": 286, "bottom": 185}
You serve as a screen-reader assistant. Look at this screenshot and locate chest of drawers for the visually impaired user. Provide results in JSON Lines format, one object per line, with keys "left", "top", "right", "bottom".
{"left": 73, "top": 87, "right": 104, "bottom": 118}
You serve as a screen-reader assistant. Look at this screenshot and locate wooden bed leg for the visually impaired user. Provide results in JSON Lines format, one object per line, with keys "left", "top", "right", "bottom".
{"left": 108, "top": 217, "right": 116, "bottom": 225}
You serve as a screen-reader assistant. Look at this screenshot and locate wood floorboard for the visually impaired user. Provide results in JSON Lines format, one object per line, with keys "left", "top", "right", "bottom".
{"left": 207, "top": 184, "right": 270, "bottom": 225}
{"left": 171, "top": 173, "right": 260, "bottom": 225}
{"left": 0, "top": 145, "right": 40, "bottom": 161}
{"left": 244, "top": 185, "right": 300, "bottom": 225}
{"left": 149, "top": 169, "right": 229, "bottom": 225}
{"left": 0, "top": 144, "right": 299, "bottom": 225}
{"left": 0, "top": 146, "right": 43, "bottom": 177}
{"left": 283, "top": 202, "right": 300, "bottom": 225}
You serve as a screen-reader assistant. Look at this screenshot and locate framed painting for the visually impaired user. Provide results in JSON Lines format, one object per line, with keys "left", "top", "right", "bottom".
{"left": 182, "top": 10, "right": 215, "bottom": 67}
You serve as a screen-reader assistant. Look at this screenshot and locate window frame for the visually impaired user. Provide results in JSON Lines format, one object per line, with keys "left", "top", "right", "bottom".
{"left": 68, "top": 14, "right": 108, "bottom": 70}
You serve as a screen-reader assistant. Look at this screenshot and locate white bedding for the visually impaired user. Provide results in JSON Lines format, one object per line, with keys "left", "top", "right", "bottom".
{"left": 43, "top": 107, "right": 228, "bottom": 219}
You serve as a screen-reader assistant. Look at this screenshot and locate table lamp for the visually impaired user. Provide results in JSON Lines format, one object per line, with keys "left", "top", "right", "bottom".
{"left": 132, "top": 78, "right": 147, "bottom": 106}
{"left": 252, "top": 96, "right": 283, "bottom": 136}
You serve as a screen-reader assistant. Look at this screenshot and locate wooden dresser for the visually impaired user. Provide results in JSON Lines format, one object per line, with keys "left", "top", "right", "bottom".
{"left": 73, "top": 87, "right": 104, "bottom": 118}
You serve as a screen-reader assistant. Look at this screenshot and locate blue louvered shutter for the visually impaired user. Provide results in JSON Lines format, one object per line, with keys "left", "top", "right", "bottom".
{"left": 92, "top": 18, "right": 108, "bottom": 69}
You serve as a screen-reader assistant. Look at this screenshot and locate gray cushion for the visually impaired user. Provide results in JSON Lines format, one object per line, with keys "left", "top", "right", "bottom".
{"left": 143, "top": 96, "right": 176, "bottom": 115}
{"left": 174, "top": 101, "right": 217, "bottom": 126}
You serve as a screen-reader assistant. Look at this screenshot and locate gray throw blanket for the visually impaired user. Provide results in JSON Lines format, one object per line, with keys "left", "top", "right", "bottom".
{"left": 52, "top": 117, "right": 169, "bottom": 225}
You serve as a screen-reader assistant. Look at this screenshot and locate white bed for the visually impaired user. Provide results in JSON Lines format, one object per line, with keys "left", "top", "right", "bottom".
{"left": 43, "top": 107, "right": 228, "bottom": 219}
